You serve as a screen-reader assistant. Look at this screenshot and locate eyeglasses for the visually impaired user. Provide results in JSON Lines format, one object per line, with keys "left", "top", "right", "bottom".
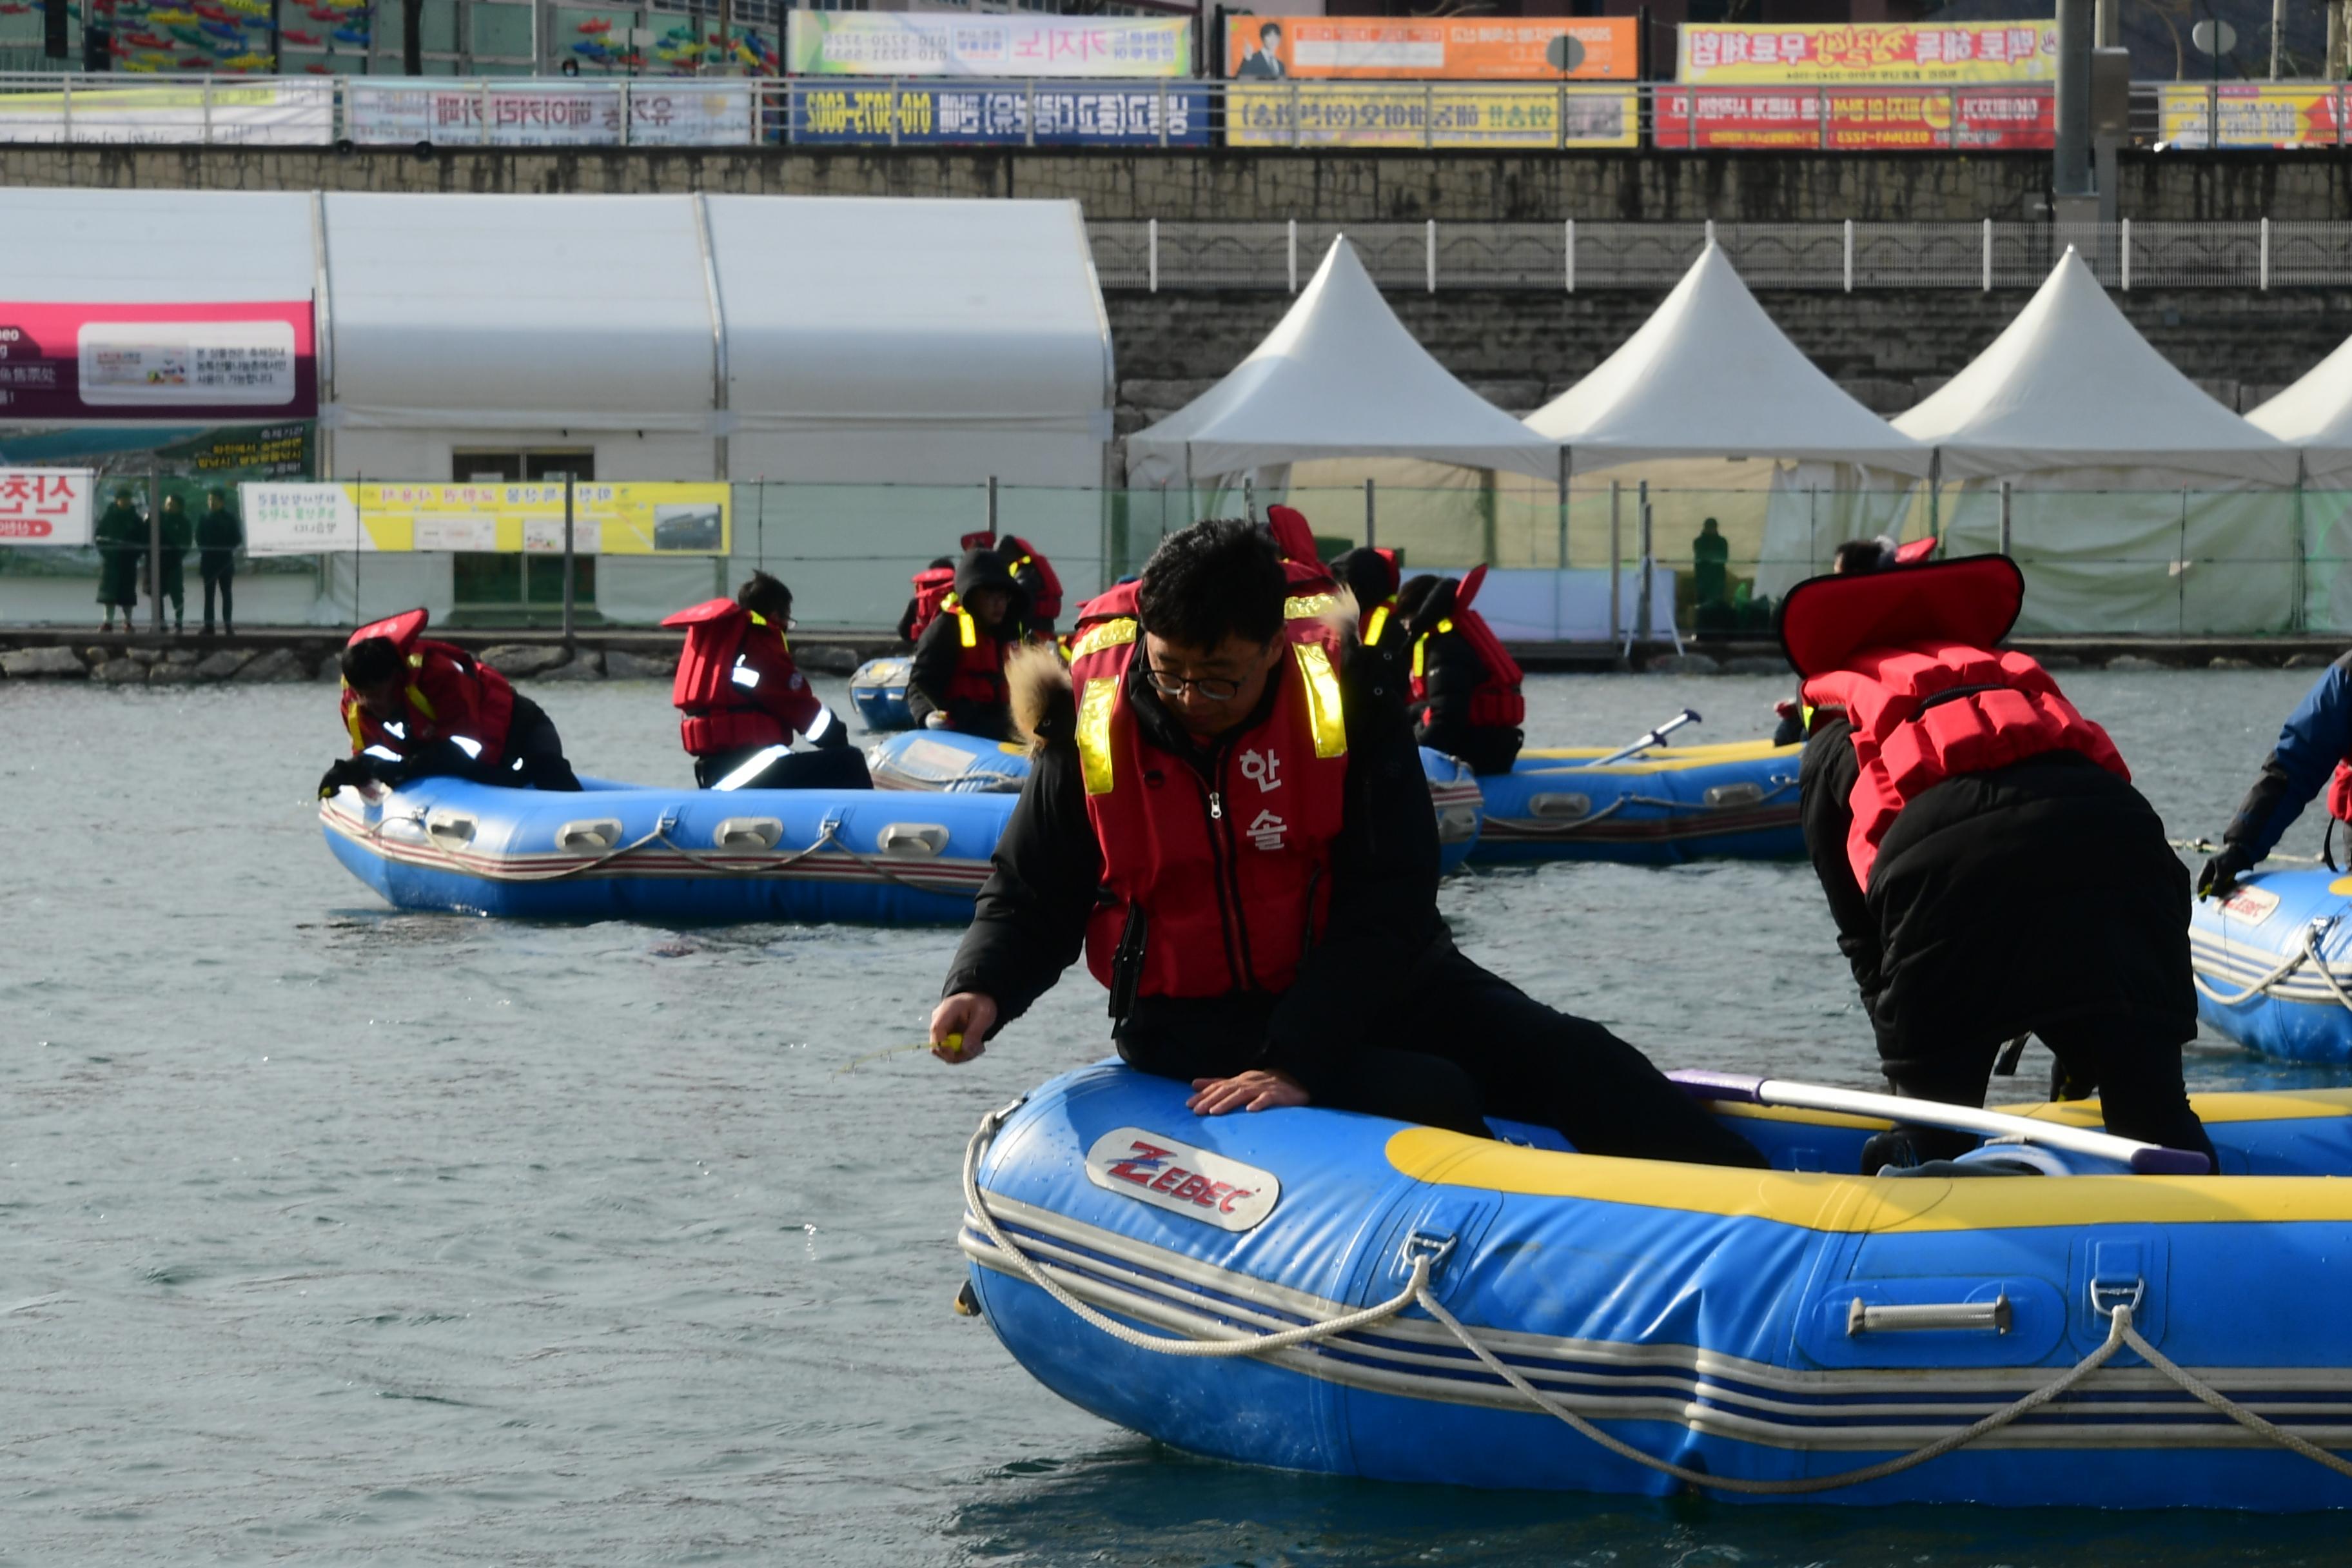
{"left": 1144, "top": 665, "right": 1242, "bottom": 703}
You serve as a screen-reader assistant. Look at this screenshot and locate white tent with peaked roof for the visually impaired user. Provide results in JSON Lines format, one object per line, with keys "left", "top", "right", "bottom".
{"left": 2249, "top": 336, "right": 2352, "bottom": 482}
{"left": 1525, "top": 242, "right": 1933, "bottom": 475}
{"left": 1124, "top": 237, "right": 1558, "bottom": 489}
{"left": 1897, "top": 248, "right": 2295, "bottom": 483}
{"left": 1894, "top": 248, "right": 2298, "bottom": 634}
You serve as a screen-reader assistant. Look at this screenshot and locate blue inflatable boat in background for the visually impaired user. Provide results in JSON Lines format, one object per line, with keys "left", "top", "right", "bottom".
{"left": 961, "top": 1061, "right": 2352, "bottom": 1509}
{"left": 1473, "top": 739, "right": 1804, "bottom": 865}
{"left": 2191, "top": 868, "right": 2352, "bottom": 1063}
{"left": 321, "top": 775, "right": 1009, "bottom": 923}
{"left": 850, "top": 658, "right": 914, "bottom": 730}
{"left": 865, "top": 730, "right": 1486, "bottom": 873}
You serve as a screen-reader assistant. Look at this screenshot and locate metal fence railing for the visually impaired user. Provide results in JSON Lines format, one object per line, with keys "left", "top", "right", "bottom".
{"left": 3, "top": 72, "right": 2350, "bottom": 152}
{"left": 1092, "top": 219, "right": 2352, "bottom": 292}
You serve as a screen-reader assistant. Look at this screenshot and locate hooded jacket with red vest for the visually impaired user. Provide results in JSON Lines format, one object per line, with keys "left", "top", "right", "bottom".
{"left": 340, "top": 607, "right": 517, "bottom": 769}
{"left": 1065, "top": 551, "right": 1350, "bottom": 1004}
{"left": 908, "top": 545, "right": 1027, "bottom": 737}
{"left": 1782, "top": 555, "right": 2129, "bottom": 891}
{"left": 660, "top": 597, "right": 824, "bottom": 756}
{"left": 1001, "top": 534, "right": 1064, "bottom": 627}
{"left": 1408, "top": 565, "right": 1525, "bottom": 729}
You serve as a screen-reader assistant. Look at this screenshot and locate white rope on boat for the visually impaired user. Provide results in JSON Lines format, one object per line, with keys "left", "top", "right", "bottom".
{"left": 2192, "top": 921, "right": 2352, "bottom": 1013}
{"left": 961, "top": 1105, "right": 2352, "bottom": 1495}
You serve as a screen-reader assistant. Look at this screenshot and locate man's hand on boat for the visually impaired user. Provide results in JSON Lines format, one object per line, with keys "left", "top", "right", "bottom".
{"left": 1186, "top": 1070, "right": 1309, "bottom": 1116}
{"left": 929, "top": 993, "right": 998, "bottom": 1063}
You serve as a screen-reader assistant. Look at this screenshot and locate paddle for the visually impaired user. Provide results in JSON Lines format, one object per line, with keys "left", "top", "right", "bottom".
{"left": 1669, "top": 1070, "right": 2211, "bottom": 1175}
{"left": 1585, "top": 708, "right": 1700, "bottom": 768}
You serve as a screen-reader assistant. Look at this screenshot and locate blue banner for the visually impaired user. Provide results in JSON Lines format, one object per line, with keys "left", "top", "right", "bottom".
{"left": 792, "top": 83, "right": 1211, "bottom": 146}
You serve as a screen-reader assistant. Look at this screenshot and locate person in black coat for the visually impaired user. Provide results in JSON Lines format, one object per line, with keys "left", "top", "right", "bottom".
{"left": 906, "top": 545, "right": 1024, "bottom": 740}
{"left": 925, "top": 518, "right": 1763, "bottom": 1168}
{"left": 1787, "top": 556, "right": 2213, "bottom": 1172}
{"left": 1400, "top": 573, "right": 1524, "bottom": 776}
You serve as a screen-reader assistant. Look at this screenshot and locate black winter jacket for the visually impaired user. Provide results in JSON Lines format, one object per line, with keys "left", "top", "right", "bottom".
{"left": 940, "top": 638, "right": 1446, "bottom": 1097}
{"left": 1800, "top": 714, "right": 2195, "bottom": 1072}
{"left": 1411, "top": 627, "right": 1522, "bottom": 776}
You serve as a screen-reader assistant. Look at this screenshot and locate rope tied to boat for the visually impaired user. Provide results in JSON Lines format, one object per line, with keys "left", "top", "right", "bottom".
{"left": 962, "top": 1106, "right": 2352, "bottom": 1494}
{"left": 2191, "top": 917, "right": 2352, "bottom": 1014}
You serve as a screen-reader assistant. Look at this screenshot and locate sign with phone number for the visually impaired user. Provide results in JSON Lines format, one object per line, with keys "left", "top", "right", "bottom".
{"left": 793, "top": 83, "right": 1211, "bottom": 145}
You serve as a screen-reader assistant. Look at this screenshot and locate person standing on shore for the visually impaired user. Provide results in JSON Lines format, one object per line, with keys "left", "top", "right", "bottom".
{"left": 94, "top": 485, "right": 144, "bottom": 632}
{"left": 156, "top": 493, "right": 194, "bottom": 635}
{"left": 197, "top": 486, "right": 242, "bottom": 636}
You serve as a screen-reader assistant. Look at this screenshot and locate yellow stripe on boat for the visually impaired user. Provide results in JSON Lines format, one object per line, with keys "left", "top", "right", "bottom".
{"left": 1516, "top": 739, "right": 1799, "bottom": 774}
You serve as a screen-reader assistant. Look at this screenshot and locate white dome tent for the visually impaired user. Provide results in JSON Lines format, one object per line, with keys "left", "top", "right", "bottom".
{"left": 1896, "top": 248, "right": 2298, "bottom": 636}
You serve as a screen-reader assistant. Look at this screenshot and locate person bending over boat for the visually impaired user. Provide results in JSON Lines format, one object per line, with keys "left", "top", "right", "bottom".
{"left": 662, "top": 572, "right": 867, "bottom": 792}
{"left": 925, "top": 516, "right": 1765, "bottom": 1169}
{"left": 1398, "top": 569, "right": 1524, "bottom": 776}
{"left": 2198, "top": 651, "right": 2352, "bottom": 898}
{"left": 999, "top": 534, "right": 1064, "bottom": 640}
{"left": 906, "top": 545, "right": 1024, "bottom": 743}
{"left": 1784, "top": 555, "right": 2214, "bottom": 1171}
{"left": 317, "top": 608, "right": 582, "bottom": 798}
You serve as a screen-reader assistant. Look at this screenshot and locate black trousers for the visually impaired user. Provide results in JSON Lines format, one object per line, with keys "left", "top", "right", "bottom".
{"left": 501, "top": 695, "right": 582, "bottom": 792}
{"left": 201, "top": 558, "right": 233, "bottom": 629}
{"left": 1115, "top": 945, "right": 1766, "bottom": 1169}
{"left": 1885, "top": 1019, "right": 2217, "bottom": 1171}
{"left": 693, "top": 744, "right": 871, "bottom": 792}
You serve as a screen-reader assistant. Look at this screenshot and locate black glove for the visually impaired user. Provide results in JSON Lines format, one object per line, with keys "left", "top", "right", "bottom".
{"left": 317, "top": 756, "right": 376, "bottom": 799}
{"left": 810, "top": 706, "right": 852, "bottom": 750}
{"left": 2197, "top": 845, "right": 2253, "bottom": 899}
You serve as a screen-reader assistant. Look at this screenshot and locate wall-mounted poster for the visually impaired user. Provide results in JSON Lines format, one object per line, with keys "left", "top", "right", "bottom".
{"left": 1222, "top": 16, "right": 1636, "bottom": 81}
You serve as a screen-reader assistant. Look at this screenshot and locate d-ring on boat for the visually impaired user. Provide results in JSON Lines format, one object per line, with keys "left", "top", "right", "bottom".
{"left": 958, "top": 1063, "right": 2352, "bottom": 1508}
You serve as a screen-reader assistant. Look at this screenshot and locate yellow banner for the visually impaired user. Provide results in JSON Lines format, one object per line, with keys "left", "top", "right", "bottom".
{"left": 1680, "top": 22, "right": 2056, "bottom": 84}
{"left": 1226, "top": 83, "right": 1635, "bottom": 148}
{"left": 245, "top": 481, "right": 730, "bottom": 554}
{"left": 2157, "top": 84, "right": 2347, "bottom": 148}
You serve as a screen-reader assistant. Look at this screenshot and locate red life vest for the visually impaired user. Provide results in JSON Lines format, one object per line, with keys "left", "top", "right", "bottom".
{"left": 1802, "top": 643, "right": 2128, "bottom": 889}
{"left": 660, "top": 597, "right": 815, "bottom": 756}
{"left": 339, "top": 607, "right": 516, "bottom": 769}
{"left": 1409, "top": 567, "right": 1525, "bottom": 728}
{"left": 905, "top": 565, "right": 957, "bottom": 643}
{"left": 1001, "top": 534, "right": 1063, "bottom": 624}
{"left": 2327, "top": 765, "right": 2352, "bottom": 823}
{"left": 939, "top": 595, "right": 1015, "bottom": 710}
{"left": 1068, "top": 580, "right": 1350, "bottom": 1000}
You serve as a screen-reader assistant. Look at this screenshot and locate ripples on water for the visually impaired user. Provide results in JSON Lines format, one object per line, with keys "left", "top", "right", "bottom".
{"left": 1, "top": 669, "right": 2345, "bottom": 1563}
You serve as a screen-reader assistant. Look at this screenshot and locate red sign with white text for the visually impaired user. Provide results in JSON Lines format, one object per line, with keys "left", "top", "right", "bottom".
{"left": 1652, "top": 85, "right": 2052, "bottom": 149}
{"left": 0, "top": 300, "right": 316, "bottom": 422}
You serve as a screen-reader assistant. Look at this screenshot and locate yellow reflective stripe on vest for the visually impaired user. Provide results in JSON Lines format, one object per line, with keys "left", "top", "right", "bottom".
{"left": 1293, "top": 642, "right": 1347, "bottom": 760}
{"left": 1284, "top": 593, "right": 1337, "bottom": 622}
{"left": 342, "top": 682, "right": 362, "bottom": 750}
{"left": 1411, "top": 634, "right": 1426, "bottom": 681}
{"left": 955, "top": 608, "right": 977, "bottom": 649}
{"left": 1362, "top": 603, "right": 1389, "bottom": 645}
{"left": 406, "top": 682, "right": 436, "bottom": 721}
{"left": 1071, "top": 616, "right": 1137, "bottom": 662}
{"left": 1075, "top": 676, "right": 1120, "bottom": 796}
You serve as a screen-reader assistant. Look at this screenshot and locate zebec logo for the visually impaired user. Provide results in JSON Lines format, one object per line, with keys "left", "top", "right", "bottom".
{"left": 1083, "top": 1126, "right": 1281, "bottom": 1231}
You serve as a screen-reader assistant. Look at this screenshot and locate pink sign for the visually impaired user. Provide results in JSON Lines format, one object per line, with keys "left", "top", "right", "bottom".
{"left": 0, "top": 300, "right": 317, "bottom": 422}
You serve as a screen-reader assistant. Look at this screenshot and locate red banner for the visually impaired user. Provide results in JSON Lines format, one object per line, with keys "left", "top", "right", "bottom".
{"left": 1652, "top": 86, "right": 2052, "bottom": 149}
{"left": 0, "top": 300, "right": 316, "bottom": 422}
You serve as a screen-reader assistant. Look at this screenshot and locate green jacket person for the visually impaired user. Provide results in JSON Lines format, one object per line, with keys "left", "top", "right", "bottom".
{"left": 156, "top": 493, "right": 195, "bottom": 633}
{"left": 94, "top": 487, "right": 145, "bottom": 630}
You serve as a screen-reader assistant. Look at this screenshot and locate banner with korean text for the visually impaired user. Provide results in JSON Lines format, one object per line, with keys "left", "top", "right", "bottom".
{"left": 0, "top": 80, "right": 334, "bottom": 146}
{"left": 345, "top": 82, "right": 753, "bottom": 147}
{"left": 1226, "top": 83, "right": 1636, "bottom": 148}
{"left": 0, "top": 302, "right": 316, "bottom": 423}
{"left": 1679, "top": 22, "right": 2057, "bottom": 84}
{"left": 242, "top": 482, "right": 732, "bottom": 557}
{"left": 2157, "top": 84, "right": 2349, "bottom": 148}
{"left": 0, "top": 469, "right": 95, "bottom": 545}
{"left": 1652, "top": 85, "right": 2053, "bottom": 148}
{"left": 787, "top": 13, "right": 1193, "bottom": 79}
{"left": 1220, "top": 16, "right": 1635, "bottom": 81}
{"left": 792, "top": 82, "right": 1211, "bottom": 146}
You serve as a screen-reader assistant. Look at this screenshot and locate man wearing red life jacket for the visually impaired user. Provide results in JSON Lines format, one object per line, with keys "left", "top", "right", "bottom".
{"left": 661, "top": 571, "right": 867, "bottom": 792}
{"left": 316, "top": 607, "right": 580, "bottom": 798}
{"left": 906, "top": 545, "right": 1024, "bottom": 742}
{"left": 1398, "top": 568, "right": 1524, "bottom": 776}
{"left": 1783, "top": 554, "right": 2212, "bottom": 1172}
{"left": 999, "top": 534, "right": 1064, "bottom": 638}
{"left": 896, "top": 557, "right": 957, "bottom": 648}
{"left": 923, "top": 517, "right": 1763, "bottom": 1169}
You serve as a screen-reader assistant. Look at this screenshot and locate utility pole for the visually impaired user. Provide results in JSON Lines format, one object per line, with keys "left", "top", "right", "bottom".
{"left": 2053, "top": 0, "right": 2095, "bottom": 224}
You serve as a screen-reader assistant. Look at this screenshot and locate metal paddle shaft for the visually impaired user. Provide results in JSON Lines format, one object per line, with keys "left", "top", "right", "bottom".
{"left": 1670, "top": 1071, "right": 2211, "bottom": 1175}
{"left": 1588, "top": 708, "right": 1700, "bottom": 767}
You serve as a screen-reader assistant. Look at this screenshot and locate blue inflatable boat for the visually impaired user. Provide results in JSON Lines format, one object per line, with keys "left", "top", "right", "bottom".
{"left": 320, "top": 774, "right": 1010, "bottom": 923}
{"left": 863, "top": 730, "right": 1486, "bottom": 873}
{"left": 1473, "top": 739, "right": 1804, "bottom": 864}
{"left": 2191, "top": 868, "right": 2352, "bottom": 1063}
{"left": 961, "top": 1061, "right": 2352, "bottom": 1509}
{"left": 850, "top": 658, "right": 914, "bottom": 730}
